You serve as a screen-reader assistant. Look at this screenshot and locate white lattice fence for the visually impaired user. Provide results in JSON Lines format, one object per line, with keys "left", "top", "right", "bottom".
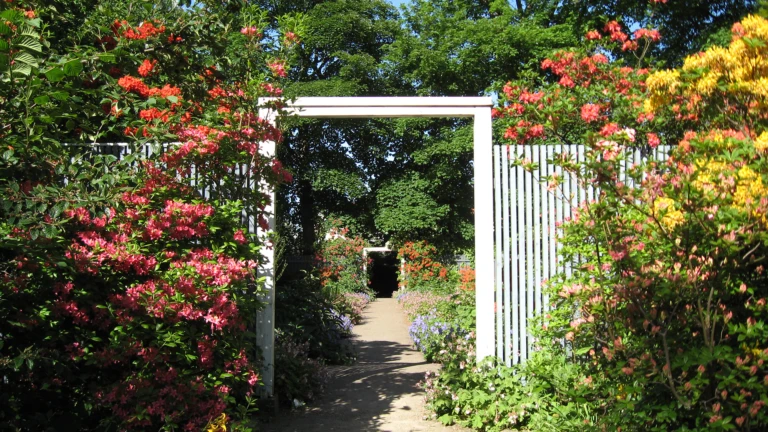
{"left": 493, "top": 144, "right": 672, "bottom": 366}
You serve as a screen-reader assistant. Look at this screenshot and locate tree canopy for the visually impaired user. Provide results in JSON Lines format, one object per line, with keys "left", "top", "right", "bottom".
{"left": 270, "top": 0, "right": 761, "bottom": 255}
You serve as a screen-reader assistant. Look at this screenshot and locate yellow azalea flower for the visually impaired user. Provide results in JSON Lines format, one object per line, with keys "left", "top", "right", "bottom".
{"left": 733, "top": 165, "right": 766, "bottom": 210}
{"left": 205, "top": 413, "right": 227, "bottom": 432}
{"left": 755, "top": 131, "right": 768, "bottom": 153}
{"left": 646, "top": 69, "right": 681, "bottom": 92}
{"left": 644, "top": 69, "right": 681, "bottom": 112}
{"left": 754, "top": 77, "right": 768, "bottom": 99}
{"left": 653, "top": 197, "right": 685, "bottom": 230}
{"left": 671, "top": 16, "right": 768, "bottom": 105}
{"left": 695, "top": 72, "right": 719, "bottom": 96}
{"left": 742, "top": 14, "right": 768, "bottom": 41}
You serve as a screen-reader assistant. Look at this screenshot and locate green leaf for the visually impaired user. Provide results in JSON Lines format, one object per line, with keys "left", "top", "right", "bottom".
{"left": 63, "top": 60, "right": 82, "bottom": 77}
{"left": 45, "top": 67, "right": 66, "bottom": 82}
{"left": 51, "top": 91, "right": 69, "bottom": 101}
{"left": 14, "top": 35, "right": 42, "bottom": 53}
{"left": 12, "top": 63, "right": 32, "bottom": 76}
{"left": 0, "top": 39, "right": 9, "bottom": 51}
{"left": 0, "top": 10, "right": 23, "bottom": 22}
{"left": 98, "top": 53, "right": 116, "bottom": 63}
{"left": 33, "top": 95, "right": 49, "bottom": 105}
{"left": 13, "top": 52, "right": 37, "bottom": 66}
{"left": 166, "top": 95, "right": 178, "bottom": 104}
{"left": 12, "top": 356, "right": 23, "bottom": 370}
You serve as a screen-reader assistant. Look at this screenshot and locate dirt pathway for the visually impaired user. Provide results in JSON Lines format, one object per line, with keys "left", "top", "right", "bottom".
{"left": 262, "top": 298, "right": 468, "bottom": 432}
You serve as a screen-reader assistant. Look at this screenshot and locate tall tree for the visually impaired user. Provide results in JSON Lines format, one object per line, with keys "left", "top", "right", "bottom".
{"left": 260, "top": 0, "right": 405, "bottom": 255}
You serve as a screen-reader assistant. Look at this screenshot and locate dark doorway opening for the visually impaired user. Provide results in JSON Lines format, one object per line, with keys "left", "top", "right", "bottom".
{"left": 369, "top": 252, "right": 399, "bottom": 298}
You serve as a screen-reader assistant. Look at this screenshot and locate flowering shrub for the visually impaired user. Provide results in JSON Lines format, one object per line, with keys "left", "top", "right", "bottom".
{"left": 420, "top": 14, "right": 768, "bottom": 432}
{"left": 0, "top": 3, "right": 300, "bottom": 430}
{"left": 337, "top": 291, "right": 372, "bottom": 324}
{"left": 448, "top": 14, "right": 768, "bottom": 432}
{"left": 408, "top": 314, "right": 464, "bottom": 361}
{"left": 395, "top": 289, "right": 451, "bottom": 320}
{"left": 397, "top": 241, "right": 450, "bottom": 292}
{"left": 316, "top": 222, "right": 370, "bottom": 296}
{"left": 458, "top": 267, "right": 475, "bottom": 291}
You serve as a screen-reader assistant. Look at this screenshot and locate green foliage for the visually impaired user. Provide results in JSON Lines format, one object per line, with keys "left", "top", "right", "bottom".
{"left": 275, "top": 276, "right": 356, "bottom": 366}
{"left": 375, "top": 174, "right": 450, "bottom": 237}
{"left": 0, "top": 1, "right": 300, "bottom": 430}
{"left": 273, "top": 330, "right": 328, "bottom": 408}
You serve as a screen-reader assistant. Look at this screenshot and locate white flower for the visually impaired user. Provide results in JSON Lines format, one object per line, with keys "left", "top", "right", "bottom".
{"left": 623, "top": 127, "right": 636, "bottom": 142}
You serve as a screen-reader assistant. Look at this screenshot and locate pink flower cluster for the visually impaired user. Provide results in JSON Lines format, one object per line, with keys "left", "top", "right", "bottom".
{"left": 240, "top": 26, "right": 260, "bottom": 37}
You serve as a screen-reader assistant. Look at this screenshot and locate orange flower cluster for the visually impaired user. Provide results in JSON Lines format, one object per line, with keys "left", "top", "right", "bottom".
{"left": 139, "top": 108, "right": 170, "bottom": 123}
{"left": 117, "top": 76, "right": 150, "bottom": 98}
{"left": 118, "top": 76, "right": 181, "bottom": 102}
{"left": 138, "top": 59, "right": 157, "bottom": 77}
{"left": 398, "top": 241, "right": 449, "bottom": 289}
{"left": 458, "top": 267, "right": 475, "bottom": 291}
{"left": 112, "top": 20, "right": 167, "bottom": 40}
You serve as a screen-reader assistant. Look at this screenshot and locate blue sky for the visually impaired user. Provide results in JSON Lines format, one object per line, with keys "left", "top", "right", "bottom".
{"left": 388, "top": 0, "right": 409, "bottom": 8}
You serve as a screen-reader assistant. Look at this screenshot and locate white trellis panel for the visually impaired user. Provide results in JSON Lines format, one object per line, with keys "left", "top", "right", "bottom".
{"left": 492, "top": 144, "right": 670, "bottom": 366}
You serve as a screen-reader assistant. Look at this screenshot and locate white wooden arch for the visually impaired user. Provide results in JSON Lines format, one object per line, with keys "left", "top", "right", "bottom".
{"left": 256, "top": 97, "right": 494, "bottom": 396}
{"left": 361, "top": 246, "right": 393, "bottom": 274}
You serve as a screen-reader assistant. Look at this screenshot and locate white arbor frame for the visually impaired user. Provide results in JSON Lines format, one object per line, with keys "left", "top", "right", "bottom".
{"left": 256, "top": 97, "right": 494, "bottom": 396}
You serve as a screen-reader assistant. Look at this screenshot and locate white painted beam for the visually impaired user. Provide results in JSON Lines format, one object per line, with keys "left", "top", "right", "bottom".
{"left": 256, "top": 105, "right": 277, "bottom": 397}
{"left": 291, "top": 96, "right": 492, "bottom": 108}
{"left": 473, "top": 106, "right": 495, "bottom": 362}
{"left": 284, "top": 106, "right": 487, "bottom": 119}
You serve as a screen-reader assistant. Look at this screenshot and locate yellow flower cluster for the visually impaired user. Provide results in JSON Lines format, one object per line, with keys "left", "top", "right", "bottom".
{"left": 645, "top": 15, "right": 768, "bottom": 112}
{"left": 693, "top": 159, "right": 767, "bottom": 225}
{"left": 644, "top": 70, "right": 680, "bottom": 112}
{"left": 205, "top": 413, "right": 227, "bottom": 432}
{"left": 692, "top": 159, "right": 728, "bottom": 193}
{"left": 755, "top": 131, "right": 768, "bottom": 153}
{"left": 733, "top": 165, "right": 767, "bottom": 212}
{"left": 653, "top": 197, "right": 685, "bottom": 230}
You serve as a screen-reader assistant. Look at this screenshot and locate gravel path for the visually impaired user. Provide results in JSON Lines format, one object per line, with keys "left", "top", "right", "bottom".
{"left": 261, "top": 298, "right": 468, "bottom": 432}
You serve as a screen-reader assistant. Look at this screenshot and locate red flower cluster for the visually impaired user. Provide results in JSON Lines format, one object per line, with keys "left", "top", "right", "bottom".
{"left": 268, "top": 60, "right": 287, "bottom": 78}
{"left": 138, "top": 59, "right": 157, "bottom": 77}
{"left": 139, "top": 107, "right": 170, "bottom": 123}
{"left": 581, "top": 103, "right": 602, "bottom": 123}
{"left": 585, "top": 21, "right": 662, "bottom": 52}
{"left": 118, "top": 75, "right": 150, "bottom": 98}
{"left": 113, "top": 20, "right": 167, "bottom": 40}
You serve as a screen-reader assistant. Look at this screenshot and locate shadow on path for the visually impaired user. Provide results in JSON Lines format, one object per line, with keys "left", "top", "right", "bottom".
{"left": 261, "top": 299, "right": 465, "bottom": 432}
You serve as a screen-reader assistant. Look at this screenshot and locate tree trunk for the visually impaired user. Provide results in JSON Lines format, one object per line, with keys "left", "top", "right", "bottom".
{"left": 299, "top": 178, "right": 316, "bottom": 256}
